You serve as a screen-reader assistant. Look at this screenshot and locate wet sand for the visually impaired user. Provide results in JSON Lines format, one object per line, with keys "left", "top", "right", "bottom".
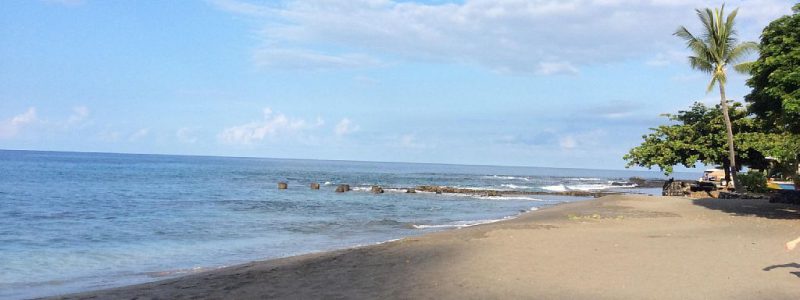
{"left": 50, "top": 194, "right": 800, "bottom": 299}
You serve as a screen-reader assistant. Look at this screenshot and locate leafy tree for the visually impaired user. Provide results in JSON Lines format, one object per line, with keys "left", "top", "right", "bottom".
{"left": 674, "top": 5, "right": 758, "bottom": 192}
{"left": 744, "top": 4, "right": 800, "bottom": 188}
{"left": 746, "top": 4, "right": 800, "bottom": 134}
{"left": 624, "top": 102, "right": 763, "bottom": 182}
{"left": 739, "top": 132, "right": 800, "bottom": 187}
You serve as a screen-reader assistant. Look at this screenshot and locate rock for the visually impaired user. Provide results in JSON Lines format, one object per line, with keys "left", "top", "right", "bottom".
{"left": 485, "top": 190, "right": 502, "bottom": 197}
{"left": 769, "top": 190, "right": 800, "bottom": 204}
{"left": 335, "top": 184, "right": 350, "bottom": 193}
{"left": 371, "top": 186, "right": 384, "bottom": 194}
{"left": 310, "top": 182, "right": 320, "bottom": 190}
{"left": 691, "top": 181, "right": 717, "bottom": 192}
{"left": 406, "top": 188, "right": 416, "bottom": 193}
{"left": 662, "top": 178, "right": 690, "bottom": 196}
{"left": 629, "top": 177, "right": 666, "bottom": 188}
{"left": 277, "top": 182, "right": 288, "bottom": 189}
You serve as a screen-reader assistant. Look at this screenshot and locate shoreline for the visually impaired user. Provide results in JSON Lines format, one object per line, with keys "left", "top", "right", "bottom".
{"left": 49, "top": 194, "right": 800, "bottom": 299}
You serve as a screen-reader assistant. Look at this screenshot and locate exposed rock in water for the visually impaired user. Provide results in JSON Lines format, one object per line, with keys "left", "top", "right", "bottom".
{"left": 335, "top": 184, "right": 351, "bottom": 193}
{"left": 406, "top": 188, "right": 416, "bottom": 193}
{"left": 485, "top": 190, "right": 502, "bottom": 197}
{"left": 371, "top": 186, "right": 384, "bottom": 194}
{"left": 415, "top": 185, "right": 619, "bottom": 198}
{"left": 629, "top": 177, "right": 667, "bottom": 188}
{"left": 277, "top": 182, "right": 288, "bottom": 190}
{"left": 310, "top": 182, "right": 320, "bottom": 190}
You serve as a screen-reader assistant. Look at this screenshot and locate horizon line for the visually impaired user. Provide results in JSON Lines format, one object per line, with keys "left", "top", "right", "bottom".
{"left": 0, "top": 148, "right": 699, "bottom": 175}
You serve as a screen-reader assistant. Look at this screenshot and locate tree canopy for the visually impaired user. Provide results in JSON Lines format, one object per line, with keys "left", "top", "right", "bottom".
{"left": 746, "top": 4, "right": 800, "bottom": 134}
{"left": 674, "top": 5, "right": 757, "bottom": 192}
{"left": 624, "top": 102, "right": 762, "bottom": 175}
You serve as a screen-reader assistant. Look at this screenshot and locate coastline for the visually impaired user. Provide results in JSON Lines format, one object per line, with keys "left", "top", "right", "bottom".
{"left": 49, "top": 194, "right": 800, "bottom": 299}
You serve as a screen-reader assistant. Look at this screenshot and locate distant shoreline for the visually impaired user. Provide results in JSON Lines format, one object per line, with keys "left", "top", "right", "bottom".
{"left": 49, "top": 194, "right": 800, "bottom": 299}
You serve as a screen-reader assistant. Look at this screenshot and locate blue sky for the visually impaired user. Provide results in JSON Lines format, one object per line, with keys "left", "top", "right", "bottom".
{"left": 0, "top": 0, "right": 794, "bottom": 170}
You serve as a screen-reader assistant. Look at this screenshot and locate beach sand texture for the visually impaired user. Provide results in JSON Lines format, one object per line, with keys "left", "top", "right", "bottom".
{"left": 51, "top": 195, "right": 800, "bottom": 299}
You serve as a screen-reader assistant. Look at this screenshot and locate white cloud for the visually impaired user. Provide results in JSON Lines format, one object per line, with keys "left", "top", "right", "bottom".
{"left": 559, "top": 129, "right": 608, "bottom": 150}
{"left": 646, "top": 50, "right": 690, "bottom": 67}
{"left": 253, "top": 48, "right": 383, "bottom": 70}
{"left": 176, "top": 127, "right": 199, "bottom": 144}
{"left": 219, "top": 107, "right": 322, "bottom": 144}
{"left": 67, "top": 106, "right": 90, "bottom": 124}
{"left": 0, "top": 107, "right": 39, "bottom": 139}
{"left": 334, "top": 118, "right": 359, "bottom": 136}
{"left": 98, "top": 129, "right": 121, "bottom": 142}
{"left": 536, "top": 62, "right": 579, "bottom": 76}
{"left": 558, "top": 135, "right": 577, "bottom": 150}
{"left": 398, "top": 133, "right": 427, "bottom": 149}
{"left": 128, "top": 128, "right": 150, "bottom": 141}
{"left": 211, "top": 0, "right": 792, "bottom": 74}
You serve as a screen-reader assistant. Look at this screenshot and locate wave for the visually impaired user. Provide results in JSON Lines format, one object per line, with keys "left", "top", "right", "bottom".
{"left": 542, "top": 184, "right": 568, "bottom": 192}
{"left": 542, "top": 183, "right": 637, "bottom": 192}
{"left": 565, "top": 177, "right": 603, "bottom": 181}
{"left": 484, "top": 175, "right": 531, "bottom": 181}
{"left": 500, "top": 183, "right": 532, "bottom": 190}
{"left": 365, "top": 219, "right": 409, "bottom": 227}
{"left": 477, "top": 196, "right": 544, "bottom": 201}
{"left": 412, "top": 207, "right": 538, "bottom": 229}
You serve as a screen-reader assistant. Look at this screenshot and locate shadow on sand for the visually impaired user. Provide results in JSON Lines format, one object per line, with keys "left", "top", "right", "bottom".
{"left": 692, "top": 197, "right": 800, "bottom": 220}
{"left": 763, "top": 263, "right": 800, "bottom": 279}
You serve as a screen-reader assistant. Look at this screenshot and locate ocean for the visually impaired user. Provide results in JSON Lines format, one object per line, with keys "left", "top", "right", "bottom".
{"left": 0, "top": 150, "right": 697, "bottom": 299}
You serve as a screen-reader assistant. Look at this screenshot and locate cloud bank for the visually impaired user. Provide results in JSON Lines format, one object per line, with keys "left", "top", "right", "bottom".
{"left": 210, "top": 0, "right": 791, "bottom": 74}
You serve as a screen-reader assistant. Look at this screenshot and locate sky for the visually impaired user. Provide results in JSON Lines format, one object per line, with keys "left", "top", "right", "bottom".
{"left": 0, "top": 0, "right": 794, "bottom": 170}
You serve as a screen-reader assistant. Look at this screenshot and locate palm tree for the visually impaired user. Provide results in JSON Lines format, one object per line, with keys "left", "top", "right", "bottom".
{"left": 674, "top": 5, "right": 757, "bottom": 193}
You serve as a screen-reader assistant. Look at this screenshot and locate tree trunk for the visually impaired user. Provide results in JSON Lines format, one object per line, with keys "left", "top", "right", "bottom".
{"left": 718, "top": 83, "right": 743, "bottom": 193}
{"left": 793, "top": 160, "right": 799, "bottom": 191}
{"left": 722, "top": 159, "right": 731, "bottom": 188}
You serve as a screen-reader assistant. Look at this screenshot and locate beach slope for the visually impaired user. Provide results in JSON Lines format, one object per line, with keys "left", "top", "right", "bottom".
{"left": 52, "top": 195, "right": 800, "bottom": 299}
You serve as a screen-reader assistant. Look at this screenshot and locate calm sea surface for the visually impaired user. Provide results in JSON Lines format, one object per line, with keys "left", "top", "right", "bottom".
{"left": 0, "top": 150, "right": 697, "bottom": 299}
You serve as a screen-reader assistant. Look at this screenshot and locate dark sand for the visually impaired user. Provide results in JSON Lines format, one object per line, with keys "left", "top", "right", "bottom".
{"left": 50, "top": 195, "right": 800, "bottom": 299}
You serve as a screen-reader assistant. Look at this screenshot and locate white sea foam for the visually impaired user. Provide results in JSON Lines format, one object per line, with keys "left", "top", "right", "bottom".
{"left": 485, "top": 175, "right": 531, "bottom": 181}
{"left": 542, "top": 183, "right": 636, "bottom": 192}
{"left": 542, "top": 184, "right": 568, "bottom": 192}
{"left": 500, "top": 183, "right": 531, "bottom": 190}
{"left": 478, "top": 196, "right": 544, "bottom": 201}
{"left": 412, "top": 207, "right": 538, "bottom": 229}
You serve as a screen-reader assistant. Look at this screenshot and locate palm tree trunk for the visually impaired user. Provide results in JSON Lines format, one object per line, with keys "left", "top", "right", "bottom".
{"left": 718, "top": 83, "right": 743, "bottom": 193}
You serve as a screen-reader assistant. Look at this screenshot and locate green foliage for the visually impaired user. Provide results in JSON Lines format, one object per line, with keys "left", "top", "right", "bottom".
{"left": 737, "top": 171, "right": 768, "bottom": 193}
{"left": 624, "top": 102, "right": 761, "bottom": 175}
{"left": 674, "top": 5, "right": 758, "bottom": 92}
{"left": 739, "top": 132, "right": 800, "bottom": 183}
{"left": 674, "top": 5, "right": 757, "bottom": 192}
{"left": 746, "top": 5, "right": 800, "bottom": 134}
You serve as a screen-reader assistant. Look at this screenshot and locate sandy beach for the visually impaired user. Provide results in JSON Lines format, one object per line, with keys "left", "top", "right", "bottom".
{"left": 50, "top": 194, "right": 800, "bottom": 299}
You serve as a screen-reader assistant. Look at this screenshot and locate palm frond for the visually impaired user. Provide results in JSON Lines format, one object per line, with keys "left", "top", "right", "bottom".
{"left": 733, "top": 61, "right": 755, "bottom": 74}
{"left": 706, "top": 76, "right": 718, "bottom": 93}
{"left": 688, "top": 56, "right": 714, "bottom": 73}
{"left": 727, "top": 41, "right": 758, "bottom": 64}
{"left": 724, "top": 8, "right": 739, "bottom": 39}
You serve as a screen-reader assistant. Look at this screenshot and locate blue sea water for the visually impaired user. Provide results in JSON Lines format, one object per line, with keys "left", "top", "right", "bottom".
{"left": 0, "top": 150, "right": 697, "bottom": 299}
